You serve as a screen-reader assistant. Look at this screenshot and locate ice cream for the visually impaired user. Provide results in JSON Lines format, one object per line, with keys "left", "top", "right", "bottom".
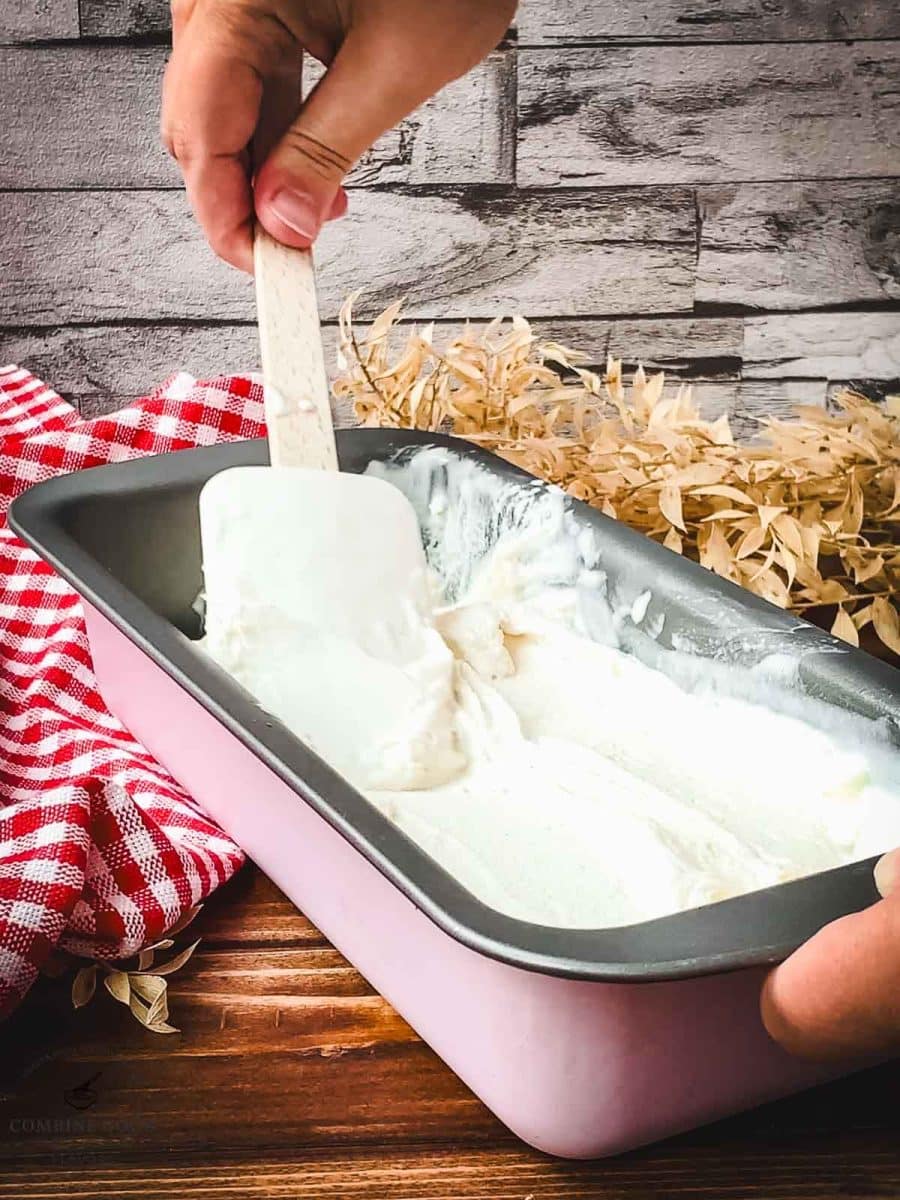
{"left": 199, "top": 450, "right": 900, "bottom": 930}
{"left": 199, "top": 466, "right": 463, "bottom": 791}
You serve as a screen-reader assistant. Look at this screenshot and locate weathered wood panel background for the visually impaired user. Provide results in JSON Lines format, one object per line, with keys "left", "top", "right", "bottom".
{"left": 1, "top": 0, "right": 898, "bottom": 427}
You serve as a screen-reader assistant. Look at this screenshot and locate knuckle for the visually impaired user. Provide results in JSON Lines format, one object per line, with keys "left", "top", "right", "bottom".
{"left": 212, "top": 1, "right": 295, "bottom": 58}
{"left": 278, "top": 127, "right": 349, "bottom": 183}
{"left": 160, "top": 115, "right": 199, "bottom": 164}
{"left": 208, "top": 228, "right": 245, "bottom": 270}
{"left": 207, "top": 229, "right": 231, "bottom": 261}
{"left": 204, "top": 216, "right": 239, "bottom": 261}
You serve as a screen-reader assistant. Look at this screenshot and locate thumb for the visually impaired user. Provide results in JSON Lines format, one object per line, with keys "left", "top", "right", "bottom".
{"left": 760, "top": 850, "right": 900, "bottom": 1060}
{"left": 254, "top": 31, "right": 405, "bottom": 248}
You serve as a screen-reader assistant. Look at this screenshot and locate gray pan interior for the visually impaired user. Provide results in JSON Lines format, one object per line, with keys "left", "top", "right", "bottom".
{"left": 10, "top": 429, "right": 900, "bottom": 981}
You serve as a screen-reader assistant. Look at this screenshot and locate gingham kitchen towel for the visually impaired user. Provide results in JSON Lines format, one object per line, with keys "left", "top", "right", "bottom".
{"left": 0, "top": 365, "right": 267, "bottom": 1021}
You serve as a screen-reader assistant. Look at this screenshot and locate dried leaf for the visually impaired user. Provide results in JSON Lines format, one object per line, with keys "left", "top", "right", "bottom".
{"left": 772, "top": 514, "right": 805, "bottom": 559}
{"left": 145, "top": 1020, "right": 180, "bottom": 1035}
{"left": 689, "top": 484, "right": 754, "bottom": 506}
{"left": 659, "top": 483, "right": 685, "bottom": 532}
{"left": 129, "top": 974, "right": 167, "bottom": 1006}
{"left": 104, "top": 970, "right": 131, "bottom": 1006}
{"left": 816, "top": 579, "right": 852, "bottom": 605}
{"left": 853, "top": 554, "right": 885, "bottom": 585}
{"left": 336, "top": 295, "right": 900, "bottom": 658}
{"left": 154, "top": 939, "right": 201, "bottom": 978}
{"left": 701, "top": 508, "right": 754, "bottom": 522}
{"left": 146, "top": 986, "right": 170, "bottom": 1028}
{"left": 366, "top": 298, "right": 404, "bottom": 342}
{"left": 831, "top": 607, "right": 859, "bottom": 647}
{"left": 872, "top": 598, "right": 900, "bottom": 655}
{"left": 758, "top": 506, "right": 788, "bottom": 530}
{"left": 853, "top": 602, "right": 875, "bottom": 630}
{"left": 736, "top": 526, "right": 767, "bottom": 560}
{"left": 71, "top": 965, "right": 97, "bottom": 1009}
{"left": 129, "top": 991, "right": 151, "bottom": 1025}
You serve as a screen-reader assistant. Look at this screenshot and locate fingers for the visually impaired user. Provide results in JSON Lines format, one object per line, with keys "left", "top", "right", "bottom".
{"left": 761, "top": 860, "right": 900, "bottom": 1060}
{"left": 874, "top": 845, "right": 900, "bottom": 897}
{"left": 254, "top": 0, "right": 516, "bottom": 247}
{"left": 166, "top": 0, "right": 517, "bottom": 262}
{"left": 162, "top": 5, "right": 297, "bottom": 271}
{"left": 170, "top": 0, "right": 197, "bottom": 42}
{"left": 253, "top": 30, "right": 376, "bottom": 248}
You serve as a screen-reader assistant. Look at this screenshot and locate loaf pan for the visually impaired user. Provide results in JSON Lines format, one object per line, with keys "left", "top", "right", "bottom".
{"left": 10, "top": 429, "right": 898, "bottom": 1157}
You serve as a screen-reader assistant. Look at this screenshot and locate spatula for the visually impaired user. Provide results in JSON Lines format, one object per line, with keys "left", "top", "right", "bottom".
{"left": 253, "top": 226, "right": 337, "bottom": 470}
{"left": 197, "top": 228, "right": 462, "bottom": 789}
{"left": 245, "top": 217, "right": 433, "bottom": 614}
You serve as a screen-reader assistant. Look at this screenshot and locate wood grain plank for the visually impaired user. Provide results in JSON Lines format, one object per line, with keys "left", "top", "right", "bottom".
{"left": 192, "top": 866, "right": 330, "bottom": 950}
{"left": 518, "top": 0, "right": 900, "bottom": 44}
{"left": 79, "top": 0, "right": 169, "bottom": 38}
{"left": 5, "top": 311, "right": 896, "bottom": 443}
{"left": 0, "top": 316, "right": 738, "bottom": 404}
{"left": 0, "top": 871, "right": 498, "bottom": 1159}
{"left": 10, "top": 313, "right": 892, "bottom": 391}
{"left": 0, "top": 187, "right": 697, "bottom": 325}
{"left": 1, "top": 0, "right": 79, "bottom": 43}
{"left": 78, "top": 0, "right": 519, "bottom": 42}
{"left": 0, "top": 191, "right": 252, "bottom": 324}
{"left": 518, "top": 44, "right": 900, "bottom": 187}
{"left": 0, "top": 993, "right": 498, "bottom": 1160}
{"left": 76, "top": 381, "right": 804, "bottom": 440}
{"left": 5, "top": 1127, "right": 900, "bottom": 1200}
{"left": 743, "top": 311, "right": 900, "bottom": 379}
{"left": 81, "top": 0, "right": 900, "bottom": 44}
{"left": 0, "top": 46, "right": 513, "bottom": 189}
{"left": 0, "top": 45, "right": 175, "bottom": 189}
{"left": 5, "top": 312, "right": 897, "bottom": 422}
{"left": 696, "top": 180, "right": 900, "bottom": 309}
{"left": 5, "top": 182, "right": 894, "bottom": 325}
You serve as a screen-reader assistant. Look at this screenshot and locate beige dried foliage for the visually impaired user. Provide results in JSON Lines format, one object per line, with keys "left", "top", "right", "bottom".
{"left": 65, "top": 906, "right": 203, "bottom": 1034}
{"left": 335, "top": 296, "right": 900, "bottom": 656}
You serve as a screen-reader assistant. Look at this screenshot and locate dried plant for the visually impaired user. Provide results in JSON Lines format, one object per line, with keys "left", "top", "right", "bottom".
{"left": 335, "top": 295, "right": 900, "bottom": 656}
{"left": 43, "top": 905, "right": 204, "bottom": 1034}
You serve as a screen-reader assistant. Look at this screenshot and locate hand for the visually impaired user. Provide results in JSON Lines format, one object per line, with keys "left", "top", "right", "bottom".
{"left": 761, "top": 847, "right": 900, "bottom": 1059}
{"left": 161, "top": 0, "right": 515, "bottom": 271}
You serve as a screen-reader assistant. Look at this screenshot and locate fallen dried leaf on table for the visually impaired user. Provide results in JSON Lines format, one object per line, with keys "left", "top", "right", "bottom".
{"left": 71, "top": 964, "right": 97, "bottom": 1009}
{"left": 62, "top": 906, "right": 203, "bottom": 1034}
{"left": 336, "top": 297, "right": 900, "bottom": 658}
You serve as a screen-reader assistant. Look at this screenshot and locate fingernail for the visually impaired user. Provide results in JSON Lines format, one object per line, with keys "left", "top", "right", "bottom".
{"left": 266, "top": 189, "right": 321, "bottom": 239}
{"left": 874, "top": 848, "right": 900, "bottom": 897}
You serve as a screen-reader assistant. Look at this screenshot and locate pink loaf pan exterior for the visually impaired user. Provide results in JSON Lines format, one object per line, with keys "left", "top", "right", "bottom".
{"left": 83, "top": 600, "right": 847, "bottom": 1159}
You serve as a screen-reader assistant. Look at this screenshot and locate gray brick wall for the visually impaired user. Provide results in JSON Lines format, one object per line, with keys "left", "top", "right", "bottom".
{"left": 2, "top": 1, "right": 899, "bottom": 426}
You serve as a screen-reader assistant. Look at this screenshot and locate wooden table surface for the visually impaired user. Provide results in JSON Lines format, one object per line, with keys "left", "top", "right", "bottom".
{"left": 0, "top": 864, "right": 898, "bottom": 1199}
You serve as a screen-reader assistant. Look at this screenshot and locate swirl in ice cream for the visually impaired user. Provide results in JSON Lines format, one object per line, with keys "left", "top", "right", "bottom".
{"left": 199, "top": 449, "right": 900, "bottom": 930}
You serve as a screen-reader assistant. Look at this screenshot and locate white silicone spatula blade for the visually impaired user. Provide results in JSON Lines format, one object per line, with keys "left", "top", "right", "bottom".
{"left": 254, "top": 226, "right": 338, "bottom": 470}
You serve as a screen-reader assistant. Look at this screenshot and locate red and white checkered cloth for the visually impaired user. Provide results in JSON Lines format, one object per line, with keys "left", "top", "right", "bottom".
{"left": 0, "top": 365, "right": 268, "bottom": 1021}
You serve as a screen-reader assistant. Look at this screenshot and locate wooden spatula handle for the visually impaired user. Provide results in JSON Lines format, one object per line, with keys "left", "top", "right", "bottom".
{"left": 254, "top": 225, "right": 338, "bottom": 471}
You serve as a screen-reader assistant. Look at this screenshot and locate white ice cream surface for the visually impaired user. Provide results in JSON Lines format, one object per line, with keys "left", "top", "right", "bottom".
{"left": 199, "top": 467, "right": 463, "bottom": 791}
{"left": 199, "top": 450, "right": 900, "bottom": 930}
